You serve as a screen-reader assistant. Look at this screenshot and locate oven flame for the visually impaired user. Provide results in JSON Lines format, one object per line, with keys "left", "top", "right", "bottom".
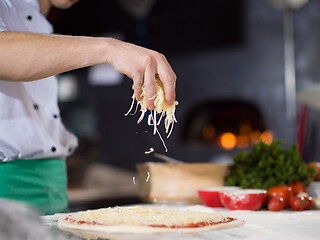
{"left": 202, "top": 125, "right": 274, "bottom": 150}
{"left": 236, "top": 135, "right": 250, "bottom": 149}
{"left": 260, "top": 130, "right": 273, "bottom": 145}
{"left": 220, "top": 132, "right": 237, "bottom": 149}
{"left": 219, "top": 130, "right": 274, "bottom": 150}
{"left": 249, "top": 130, "right": 261, "bottom": 144}
{"left": 202, "top": 125, "right": 216, "bottom": 140}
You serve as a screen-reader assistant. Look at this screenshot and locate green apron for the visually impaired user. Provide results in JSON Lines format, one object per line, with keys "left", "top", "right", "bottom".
{"left": 0, "top": 158, "right": 68, "bottom": 215}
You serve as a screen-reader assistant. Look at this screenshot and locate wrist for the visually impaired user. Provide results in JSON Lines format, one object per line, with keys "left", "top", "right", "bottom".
{"left": 100, "top": 37, "right": 119, "bottom": 64}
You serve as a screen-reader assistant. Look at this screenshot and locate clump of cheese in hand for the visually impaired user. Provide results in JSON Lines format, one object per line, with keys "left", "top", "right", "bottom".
{"left": 140, "top": 77, "right": 178, "bottom": 135}
{"left": 125, "top": 75, "right": 178, "bottom": 151}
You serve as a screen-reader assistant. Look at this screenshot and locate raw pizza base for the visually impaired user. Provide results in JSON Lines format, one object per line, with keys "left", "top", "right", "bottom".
{"left": 58, "top": 206, "right": 244, "bottom": 234}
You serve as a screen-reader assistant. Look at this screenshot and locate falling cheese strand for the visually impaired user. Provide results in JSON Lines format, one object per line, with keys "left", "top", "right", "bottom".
{"left": 125, "top": 76, "right": 178, "bottom": 151}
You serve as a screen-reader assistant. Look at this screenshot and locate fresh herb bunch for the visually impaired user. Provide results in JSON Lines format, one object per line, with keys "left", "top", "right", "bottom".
{"left": 225, "top": 140, "right": 315, "bottom": 190}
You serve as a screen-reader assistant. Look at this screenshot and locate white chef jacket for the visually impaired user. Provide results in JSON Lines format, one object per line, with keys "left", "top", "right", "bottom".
{"left": 0, "top": 0, "right": 78, "bottom": 161}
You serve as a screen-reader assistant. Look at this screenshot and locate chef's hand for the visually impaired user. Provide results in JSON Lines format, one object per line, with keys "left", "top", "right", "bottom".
{"left": 106, "top": 38, "right": 176, "bottom": 110}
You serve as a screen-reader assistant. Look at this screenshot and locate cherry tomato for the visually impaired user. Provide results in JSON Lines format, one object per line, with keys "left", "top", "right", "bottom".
{"left": 289, "top": 181, "right": 307, "bottom": 196}
{"left": 267, "top": 185, "right": 293, "bottom": 207}
{"left": 307, "top": 161, "right": 320, "bottom": 181}
{"left": 290, "top": 193, "right": 312, "bottom": 211}
{"left": 296, "top": 193, "right": 313, "bottom": 210}
{"left": 304, "top": 196, "right": 313, "bottom": 210}
{"left": 267, "top": 197, "right": 286, "bottom": 211}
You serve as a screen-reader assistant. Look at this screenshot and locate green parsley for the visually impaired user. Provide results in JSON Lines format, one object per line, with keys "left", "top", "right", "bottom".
{"left": 225, "top": 140, "right": 315, "bottom": 189}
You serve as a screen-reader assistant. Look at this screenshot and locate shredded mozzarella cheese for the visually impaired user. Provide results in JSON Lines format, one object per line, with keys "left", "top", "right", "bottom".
{"left": 144, "top": 148, "right": 154, "bottom": 154}
{"left": 125, "top": 76, "right": 178, "bottom": 152}
{"left": 64, "top": 206, "right": 226, "bottom": 227}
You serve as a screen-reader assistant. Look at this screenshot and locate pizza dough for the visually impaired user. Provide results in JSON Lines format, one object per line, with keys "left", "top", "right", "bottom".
{"left": 58, "top": 206, "right": 243, "bottom": 234}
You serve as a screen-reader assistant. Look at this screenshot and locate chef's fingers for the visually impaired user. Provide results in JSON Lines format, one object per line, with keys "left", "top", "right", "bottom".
{"left": 156, "top": 54, "right": 176, "bottom": 106}
{"left": 144, "top": 60, "right": 157, "bottom": 110}
{"left": 133, "top": 73, "right": 143, "bottom": 102}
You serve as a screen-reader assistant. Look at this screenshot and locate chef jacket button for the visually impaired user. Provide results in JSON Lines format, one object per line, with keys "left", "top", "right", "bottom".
{"left": 27, "top": 15, "right": 32, "bottom": 21}
{"left": 51, "top": 146, "right": 56, "bottom": 152}
{"left": 68, "top": 148, "right": 72, "bottom": 152}
{"left": 53, "top": 114, "right": 58, "bottom": 119}
{"left": 33, "top": 104, "right": 39, "bottom": 110}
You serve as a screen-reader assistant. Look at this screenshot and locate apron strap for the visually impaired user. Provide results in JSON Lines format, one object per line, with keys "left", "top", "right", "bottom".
{"left": 0, "top": 158, "right": 68, "bottom": 215}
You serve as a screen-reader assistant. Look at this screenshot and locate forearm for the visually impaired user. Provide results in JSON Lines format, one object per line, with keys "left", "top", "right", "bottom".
{"left": 0, "top": 32, "right": 111, "bottom": 81}
{"left": 0, "top": 31, "right": 176, "bottom": 108}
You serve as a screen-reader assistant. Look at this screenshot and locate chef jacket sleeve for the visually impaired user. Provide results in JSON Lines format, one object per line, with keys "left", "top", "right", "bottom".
{"left": 0, "top": 18, "right": 7, "bottom": 32}
{"left": 0, "top": 1, "right": 9, "bottom": 32}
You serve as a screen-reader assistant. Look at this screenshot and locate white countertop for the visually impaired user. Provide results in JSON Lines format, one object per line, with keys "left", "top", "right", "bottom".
{"left": 42, "top": 204, "right": 320, "bottom": 240}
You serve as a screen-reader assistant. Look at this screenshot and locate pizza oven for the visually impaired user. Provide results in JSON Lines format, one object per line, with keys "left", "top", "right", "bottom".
{"left": 182, "top": 100, "right": 273, "bottom": 150}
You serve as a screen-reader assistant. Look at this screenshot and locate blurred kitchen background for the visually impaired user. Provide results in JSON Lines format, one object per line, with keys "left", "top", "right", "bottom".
{"left": 47, "top": 0, "right": 320, "bottom": 210}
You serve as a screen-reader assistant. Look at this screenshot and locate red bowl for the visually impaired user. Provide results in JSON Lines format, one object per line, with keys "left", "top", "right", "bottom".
{"left": 198, "top": 187, "right": 240, "bottom": 208}
{"left": 219, "top": 189, "right": 267, "bottom": 211}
